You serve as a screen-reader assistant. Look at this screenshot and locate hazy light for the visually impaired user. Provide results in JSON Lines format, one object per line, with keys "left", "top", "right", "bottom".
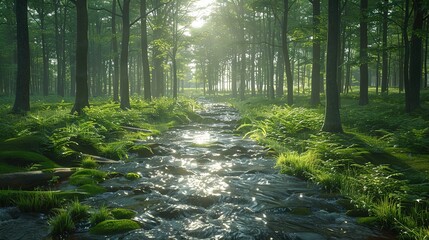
{"left": 190, "top": 0, "right": 216, "bottom": 28}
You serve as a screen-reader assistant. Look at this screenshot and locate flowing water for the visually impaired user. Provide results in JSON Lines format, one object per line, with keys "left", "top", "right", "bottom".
{"left": 0, "top": 100, "right": 390, "bottom": 240}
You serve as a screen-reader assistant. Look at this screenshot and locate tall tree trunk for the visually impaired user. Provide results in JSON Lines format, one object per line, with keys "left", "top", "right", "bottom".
{"left": 311, "top": 0, "right": 321, "bottom": 106}
{"left": 424, "top": 19, "right": 428, "bottom": 89}
{"left": 282, "top": 0, "right": 293, "bottom": 105}
{"left": 276, "top": 48, "right": 284, "bottom": 98}
{"left": 39, "top": 2, "right": 49, "bottom": 97}
{"left": 112, "top": 0, "right": 119, "bottom": 102}
{"left": 12, "top": 0, "right": 30, "bottom": 113}
{"left": 381, "top": 0, "right": 389, "bottom": 94}
{"left": 232, "top": 54, "right": 237, "bottom": 97}
{"left": 321, "top": 0, "right": 343, "bottom": 133}
{"left": 359, "top": 0, "right": 369, "bottom": 105}
{"left": 406, "top": 0, "right": 424, "bottom": 112}
{"left": 141, "top": 0, "right": 151, "bottom": 101}
{"left": 71, "top": 0, "right": 89, "bottom": 114}
{"left": 120, "top": 0, "right": 131, "bottom": 109}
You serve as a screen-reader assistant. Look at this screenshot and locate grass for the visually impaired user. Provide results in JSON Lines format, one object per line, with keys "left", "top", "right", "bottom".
{"left": 232, "top": 89, "right": 429, "bottom": 239}
{"left": 90, "top": 206, "right": 112, "bottom": 226}
{"left": 13, "top": 190, "right": 61, "bottom": 212}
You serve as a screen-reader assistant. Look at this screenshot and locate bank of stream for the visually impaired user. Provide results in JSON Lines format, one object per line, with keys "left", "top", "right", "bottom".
{"left": 1, "top": 100, "right": 391, "bottom": 239}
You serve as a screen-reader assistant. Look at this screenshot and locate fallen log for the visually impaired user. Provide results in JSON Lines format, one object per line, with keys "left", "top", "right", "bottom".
{"left": 0, "top": 168, "right": 75, "bottom": 190}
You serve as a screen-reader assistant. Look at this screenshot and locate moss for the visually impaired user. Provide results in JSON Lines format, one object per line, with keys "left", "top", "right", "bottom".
{"left": 77, "top": 184, "right": 106, "bottom": 195}
{"left": 111, "top": 208, "right": 136, "bottom": 219}
{"left": 69, "top": 169, "right": 107, "bottom": 186}
{"left": 90, "top": 219, "right": 140, "bottom": 235}
{"left": 0, "top": 135, "right": 49, "bottom": 153}
{"left": 357, "top": 216, "right": 379, "bottom": 225}
{"left": 125, "top": 172, "right": 141, "bottom": 180}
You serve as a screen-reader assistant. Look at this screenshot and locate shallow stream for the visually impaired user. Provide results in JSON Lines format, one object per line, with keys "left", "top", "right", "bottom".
{"left": 0, "top": 100, "right": 390, "bottom": 240}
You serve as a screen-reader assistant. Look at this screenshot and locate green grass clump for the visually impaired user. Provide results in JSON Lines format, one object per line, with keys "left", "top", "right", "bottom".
{"left": 111, "top": 208, "right": 137, "bottom": 219}
{"left": 48, "top": 209, "right": 75, "bottom": 237}
{"left": 68, "top": 199, "right": 90, "bottom": 222}
{"left": 81, "top": 156, "right": 98, "bottom": 169}
{"left": 90, "top": 219, "right": 140, "bottom": 235}
{"left": 13, "top": 191, "right": 61, "bottom": 212}
{"left": 90, "top": 206, "right": 112, "bottom": 226}
{"left": 276, "top": 151, "right": 319, "bottom": 179}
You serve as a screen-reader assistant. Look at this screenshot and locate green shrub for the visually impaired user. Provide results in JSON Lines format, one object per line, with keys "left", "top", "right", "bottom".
{"left": 48, "top": 209, "right": 75, "bottom": 236}
{"left": 90, "top": 206, "right": 112, "bottom": 226}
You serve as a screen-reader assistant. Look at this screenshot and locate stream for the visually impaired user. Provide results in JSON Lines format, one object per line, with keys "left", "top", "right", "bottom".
{"left": 0, "top": 100, "right": 390, "bottom": 240}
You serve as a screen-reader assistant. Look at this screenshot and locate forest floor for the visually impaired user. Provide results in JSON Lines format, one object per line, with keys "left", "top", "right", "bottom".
{"left": 230, "top": 88, "right": 429, "bottom": 239}
{"left": 0, "top": 91, "right": 428, "bottom": 239}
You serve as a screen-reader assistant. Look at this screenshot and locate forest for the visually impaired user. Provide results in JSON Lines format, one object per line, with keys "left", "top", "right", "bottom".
{"left": 0, "top": 0, "right": 428, "bottom": 239}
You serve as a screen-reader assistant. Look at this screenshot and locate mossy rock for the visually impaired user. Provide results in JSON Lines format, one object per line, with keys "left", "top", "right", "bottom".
{"left": 0, "top": 151, "right": 59, "bottom": 173}
{"left": 125, "top": 172, "right": 141, "bottom": 180}
{"left": 90, "top": 219, "right": 140, "bottom": 235}
{"left": 111, "top": 208, "right": 137, "bottom": 219}
{"left": 129, "top": 145, "right": 153, "bottom": 157}
{"left": 69, "top": 169, "right": 107, "bottom": 186}
{"left": 78, "top": 184, "right": 106, "bottom": 195}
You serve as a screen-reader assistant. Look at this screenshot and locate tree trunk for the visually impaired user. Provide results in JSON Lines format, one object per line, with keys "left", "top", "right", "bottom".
{"left": 403, "top": 0, "right": 410, "bottom": 97}
{"left": 12, "top": 0, "right": 31, "bottom": 113}
{"left": 282, "top": 0, "right": 293, "bottom": 105}
{"left": 359, "top": 0, "right": 369, "bottom": 105}
{"left": 40, "top": 2, "right": 49, "bottom": 97}
{"left": 141, "top": 0, "right": 151, "bottom": 101}
{"left": 112, "top": 0, "right": 120, "bottom": 102}
{"left": 310, "top": 0, "right": 321, "bottom": 106}
{"left": 71, "top": 0, "right": 89, "bottom": 114}
{"left": 321, "top": 0, "right": 343, "bottom": 133}
{"left": 120, "top": 0, "right": 131, "bottom": 109}
{"left": 406, "top": 0, "right": 424, "bottom": 112}
{"left": 381, "top": 0, "right": 389, "bottom": 94}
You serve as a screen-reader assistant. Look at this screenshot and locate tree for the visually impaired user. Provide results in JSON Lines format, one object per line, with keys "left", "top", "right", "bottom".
{"left": 112, "top": 0, "right": 120, "bottom": 102}
{"left": 71, "top": 0, "right": 89, "bottom": 114}
{"left": 359, "top": 0, "right": 369, "bottom": 105}
{"left": 321, "top": 0, "right": 343, "bottom": 133}
{"left": 405, "top": 0, "right": 424, "bottom": 112}
{"left": 12, "top": 0, "right": 31, "bottom": 113}
{"left": 119, "top": 0, "right": 131, "bottom": 109}
{"left": 141, "top": 0, "right": 151, "bottom": 101}
{"left": 282, "top": 0, "right": 294, "bottom": 106}
{"left": 381, "top": 0, "right": 389, "bottom": 94}
{"left": 310, "top": 0, "right": 321, "bottom": 106}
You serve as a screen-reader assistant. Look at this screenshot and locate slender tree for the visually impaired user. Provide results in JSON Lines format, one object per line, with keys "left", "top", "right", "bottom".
{"left": 321, "top": 0, "right": 343, "bottom": 133}
{"left": 12, "top": 0, "right": 31, "bottom": 113}
{"left": 120, "top": 0, "right": 131, "bottom": 109}
{"left": 282, "top": 0, "right": 294, "bottom": 105}
{"left": 112, "top": 0, "right": 120, "bottom": 102}
{"left": 359, "top": 0, "right": 369, "bottom": 105}
{"left": 71, "top": 0, "right": 89, "bottom": 114}
{"left": 310, "top": 0, "right": 321, "bottom": 106}
{"left": 381, "top": 0, "right": 389, "bottom": 94}
{"left": 141, "top": 0, "right": 151, "bottom": 101}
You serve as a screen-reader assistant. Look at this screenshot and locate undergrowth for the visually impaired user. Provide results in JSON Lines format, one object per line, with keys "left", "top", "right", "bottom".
{"left": 233, "top": 91, "right": 429, "bottom": 239}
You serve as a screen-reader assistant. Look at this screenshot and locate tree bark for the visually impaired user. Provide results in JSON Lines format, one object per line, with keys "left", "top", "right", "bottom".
{"left": 120, "top": 0, "right": 131, "bottom": 109}
{"left": 406, "top": 0, "right": 424, "bottom": 112}
{"left": 12, "top": 0, "right": 31, "bottom": 113}
{"left": 359, "top": 0, "right": 369, "bottom": 105}
{"left": 321, "top": 0, "right": 343, "bottom": 133}
{"left": 112, "top": 0, "right": 120, "bottom": 102}
{"left": 71, "top": 0, "right": 89, "bottom": 114}
{"left": 310, "top": 0, "right": 321, "bottom": 106}
{"left": 282, "top": 0, "right": 293, "bottom": 105}
{"left": 141, "top": 0, "right": 151, "bottom": 101}
{"left": 381, "top": 0, "right": 389, "bottom": 94}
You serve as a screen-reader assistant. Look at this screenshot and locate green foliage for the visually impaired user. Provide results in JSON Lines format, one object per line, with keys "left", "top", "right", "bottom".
{"left": 48, "top": 209, "right": 75, "bottom": 237}
{"left": 13, "top": 191, "right": 61, "bottom": 212}
{"left": 276, "top": 151, "right": 319, "bottom": 179}
{"left": 90, "top": 219, "right": 140, "bottom": 235}
{"left": 68, "top": 199, "right": 90, "bottom": 222}
{"left": 81, "top": 156, "right": 98, "bottom": 169}
{"left": 90, "top": 206, "right": 112, "bottom": 226}
{"left": 69, "top": 169, "right": 107, "bottom": 186}
{"left": 0, "top": 150, "right": 59, "bottom": 173}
